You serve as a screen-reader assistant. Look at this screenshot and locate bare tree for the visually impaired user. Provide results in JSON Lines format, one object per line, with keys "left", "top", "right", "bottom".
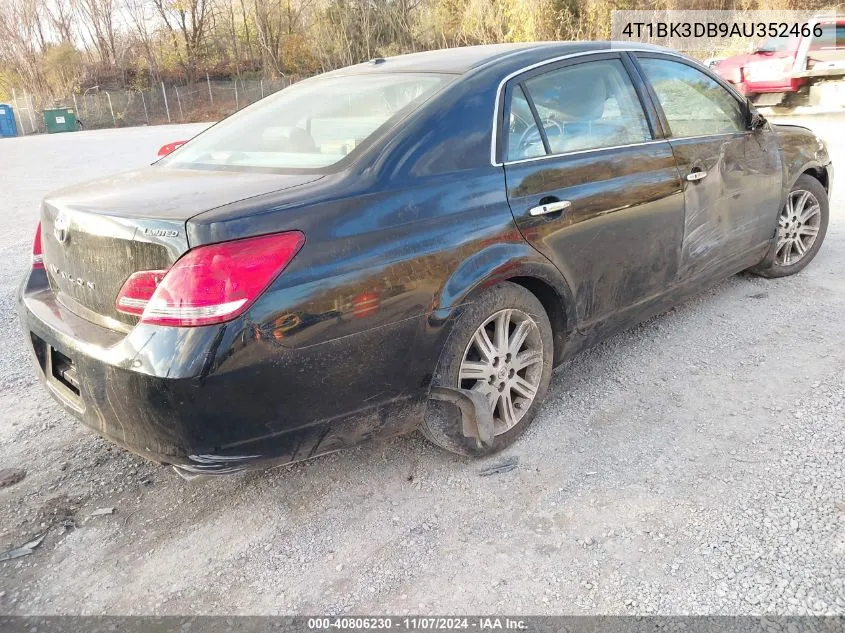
{"left": 0, "top": 0, "right": 50, "bottom": 93}
{"left": 74, "top": 0, "right": 118, "bottom": 64}
{"left": 123, "top": 0, "right": 162, "bottom": 80}
{"left": 151, "top": 0, "right": 213, "bottom": 81}
{"left": 46, "top": 0, "right": 78, "bottom": 42}
{"left": 252, "top": 0, "right": 317, "bottom": 76}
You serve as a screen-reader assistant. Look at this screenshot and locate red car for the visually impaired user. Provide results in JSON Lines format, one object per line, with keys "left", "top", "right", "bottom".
{"left": 713, "top": 17, "right": 845, "bottom": 106}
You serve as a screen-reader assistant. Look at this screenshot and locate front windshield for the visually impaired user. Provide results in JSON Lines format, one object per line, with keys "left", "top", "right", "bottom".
{"left": 163, "top": 73, "right": 449, "bottom": 171}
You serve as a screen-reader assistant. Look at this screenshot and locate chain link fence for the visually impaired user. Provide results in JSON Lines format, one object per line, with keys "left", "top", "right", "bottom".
{"left": 9, "top": 77, "right": 297, "bottom": 135}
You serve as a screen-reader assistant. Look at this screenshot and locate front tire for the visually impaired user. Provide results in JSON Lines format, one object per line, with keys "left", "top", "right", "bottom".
{"left": 421, "top": 282, "right": 554, "bottom": 457}
{"left": 749, "top": 174, "right": 829, "bottom": 278}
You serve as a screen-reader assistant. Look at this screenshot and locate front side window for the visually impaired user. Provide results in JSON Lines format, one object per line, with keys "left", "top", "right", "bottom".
{"left": 163, "top": 73, "right": 449, "bottom": 171}
{"left": 638, "top": 57, "right": 745, "bottom": 138}
{"left": 506, "top": 58, "right": 652, "bottom": 159}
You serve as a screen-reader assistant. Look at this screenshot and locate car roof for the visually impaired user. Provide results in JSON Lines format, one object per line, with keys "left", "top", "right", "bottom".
{"left": 325, "top": 41, "right": 673, "bottom": 76}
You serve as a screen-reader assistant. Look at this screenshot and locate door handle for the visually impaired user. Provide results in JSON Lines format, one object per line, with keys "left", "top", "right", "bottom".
{"left": 686, "top": 170, "right": 707, "bottom": 182}
{"left": 529, "top": 200, "right": 571, "bottom": 216}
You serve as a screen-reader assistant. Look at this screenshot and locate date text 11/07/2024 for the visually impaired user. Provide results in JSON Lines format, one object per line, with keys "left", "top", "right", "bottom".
{"left": 307, "top": 617, "right": 528, "bottom": 630}
{"left": 621, "top": 21, "right": 822, "bottom": 39}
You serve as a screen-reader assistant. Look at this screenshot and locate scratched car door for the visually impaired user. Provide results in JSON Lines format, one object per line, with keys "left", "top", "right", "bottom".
{"left": 501, "top": 53, "right": 686, "bottom": 331}
{"left": 633, "top": 54, "right": 783, "bottom": 280}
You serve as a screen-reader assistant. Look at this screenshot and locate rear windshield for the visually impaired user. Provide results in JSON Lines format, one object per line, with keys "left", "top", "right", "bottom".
{"left": 162, "top": 73, "right": 449, "bottom": 171}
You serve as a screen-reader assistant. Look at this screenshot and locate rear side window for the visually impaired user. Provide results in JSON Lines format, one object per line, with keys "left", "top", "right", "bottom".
{"left": 638, "top": 57, "right": 745, "bottom": 138}
{"left": 506, "top": 58, "right": 651, "bottom": 160}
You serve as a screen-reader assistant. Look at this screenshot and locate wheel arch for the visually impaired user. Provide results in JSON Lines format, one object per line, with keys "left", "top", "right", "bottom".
{"left": 505, "top": 276, "right": 569, "bottom": 364}
{"left": 749, "top": 165, "right": 829, "bottom": 276}
{"left": 800, "top": 164, "right": 829, "bottom": 194}
{"left": 433, "top": 241, "right": 576, "bottom": 365}
{"left": 782, "top": 154, "right": 828, "bottom": 196}
{"left": 772, "top": 159, "right": 827, "bottom": 222}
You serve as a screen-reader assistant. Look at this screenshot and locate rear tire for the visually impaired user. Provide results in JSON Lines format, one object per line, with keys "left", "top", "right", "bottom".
{"left": 749, "top": 174, "right": 829, "bottom": 278}
{"left": 421, "top": 282, "right": 553, "bottom": 457}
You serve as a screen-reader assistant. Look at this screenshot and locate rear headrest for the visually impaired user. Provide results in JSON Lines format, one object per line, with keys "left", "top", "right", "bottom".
{"left": 554, "top": 67, "right": 607, "bottom": 121}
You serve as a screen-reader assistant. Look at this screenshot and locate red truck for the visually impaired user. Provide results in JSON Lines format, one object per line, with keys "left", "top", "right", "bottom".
{"left": 712, "top": 16, "right": 845, "bottom": 107}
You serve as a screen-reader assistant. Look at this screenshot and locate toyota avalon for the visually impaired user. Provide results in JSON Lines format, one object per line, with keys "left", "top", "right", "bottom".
{"left": 18, "top": 42, "right": 832, "bottom": 476}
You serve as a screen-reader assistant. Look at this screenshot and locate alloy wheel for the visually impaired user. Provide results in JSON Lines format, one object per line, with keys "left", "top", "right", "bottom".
{"left": 777, "top": 189, "right": 821, "bottom": 267}
{"left": 458, "top": 308, "right": 544, "bottom": 435}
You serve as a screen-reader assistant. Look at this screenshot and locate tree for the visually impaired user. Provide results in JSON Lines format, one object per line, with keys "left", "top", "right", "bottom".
{"left": 75, "top": 0, "right": 119, "bottom": 64}
{"left": 151, "top": 0, "right": 213, "bottom": 81}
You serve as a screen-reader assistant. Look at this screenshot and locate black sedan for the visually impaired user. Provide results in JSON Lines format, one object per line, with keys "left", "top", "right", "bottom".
{"left": 18, "top": 42, "right": 832, "bottom": 476}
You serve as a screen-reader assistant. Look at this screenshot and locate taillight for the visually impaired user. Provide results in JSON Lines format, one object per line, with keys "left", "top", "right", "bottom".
{"left": 157, "top": 140, "right": 187, "bottom": 157}
{"left": 115, "top": 270, "right": 168, "bottom": 315}
{"left": 32, "top": 222, "right": 44, "bottom": 269}
{"left": 115, "top": 231, "right": 305, "bottom": 327}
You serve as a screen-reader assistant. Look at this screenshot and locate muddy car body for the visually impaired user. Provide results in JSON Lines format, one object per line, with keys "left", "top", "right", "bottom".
{"left": 18, "top": 42, "right": 832, "bottom": 475}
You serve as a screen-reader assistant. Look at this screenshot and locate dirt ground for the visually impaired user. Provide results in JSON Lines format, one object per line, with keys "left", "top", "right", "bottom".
{"left": 0, "top": 119, "right": 843, "bottom": 615}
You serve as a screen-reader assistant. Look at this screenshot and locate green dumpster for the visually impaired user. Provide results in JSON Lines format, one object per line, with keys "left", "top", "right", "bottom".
{"left": 43, "top": 108, "right": 79, "bottom": 133}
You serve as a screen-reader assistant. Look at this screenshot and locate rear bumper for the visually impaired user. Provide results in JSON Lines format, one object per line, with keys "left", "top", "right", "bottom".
{"left": 18, "top": 271, "right": 428, "bottom": 474}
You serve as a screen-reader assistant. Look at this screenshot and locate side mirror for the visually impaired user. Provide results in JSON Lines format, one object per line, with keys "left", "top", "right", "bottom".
{"left": 157, "top": 140, "right": 187, "bottom": 157}
{"left": 746, "top": 101, "right": 766, "bottom": 130}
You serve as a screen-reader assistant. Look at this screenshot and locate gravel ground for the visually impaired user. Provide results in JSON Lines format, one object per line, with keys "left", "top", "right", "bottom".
{"left": 0, "top": 119, "right": 843, "bottom": 616}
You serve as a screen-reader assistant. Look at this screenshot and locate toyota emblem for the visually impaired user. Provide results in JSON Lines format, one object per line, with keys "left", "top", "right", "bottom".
{"left": 54, "top": 213, "right": 69, "bottom": 244}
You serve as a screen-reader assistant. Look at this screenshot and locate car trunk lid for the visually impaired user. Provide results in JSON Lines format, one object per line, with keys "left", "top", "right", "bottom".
{"left": 40, "top": 166, "right": 321, "bottom": 330}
